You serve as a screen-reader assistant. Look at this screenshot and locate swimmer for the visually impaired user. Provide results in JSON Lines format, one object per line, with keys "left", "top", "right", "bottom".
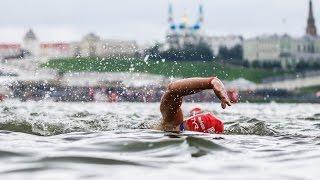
{"left": 157, "top": 77, "right": 232, "bottom": 134}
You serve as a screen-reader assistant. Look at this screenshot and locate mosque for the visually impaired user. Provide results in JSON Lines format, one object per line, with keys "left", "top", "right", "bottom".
{"left": 163, "top": 2, "right": 243, "bottom": 55}
{"left": 164, "top": 2, "right": 206, "bottom": 50}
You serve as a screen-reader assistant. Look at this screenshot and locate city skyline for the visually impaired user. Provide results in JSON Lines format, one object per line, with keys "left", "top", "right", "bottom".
{"left": 0, "top": 0, "right": 317, "bottom": 44}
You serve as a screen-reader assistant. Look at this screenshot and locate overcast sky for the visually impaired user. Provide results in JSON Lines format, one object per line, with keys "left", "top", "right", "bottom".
{"left": 0, "top": 0, "right": 317, "bottom": 44}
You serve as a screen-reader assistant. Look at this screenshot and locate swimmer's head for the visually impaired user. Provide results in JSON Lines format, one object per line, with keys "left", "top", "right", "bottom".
{"left": 184, "top": 112, "right": 224, "bottom": 134}
{"left": 189, "top": 106, "right": 203, "bottom": 117}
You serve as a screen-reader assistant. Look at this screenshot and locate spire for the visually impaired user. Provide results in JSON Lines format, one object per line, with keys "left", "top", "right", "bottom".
{"left": 192, "top": 2, "right": 203, "bottom": 31}
{"left": 198, "top": 3, "right": 204, "bottom": 23}
{"left": 309, "top": 0, "right": 314, "bottom": 18}
{"left": 168, "top": 2, "right": 176, "bottom": 31}
{"left": 306, "top": 0, "right": 317, "bottom": 37}
{"left": 168, "top": 3, "right": 173, "bottom": 24}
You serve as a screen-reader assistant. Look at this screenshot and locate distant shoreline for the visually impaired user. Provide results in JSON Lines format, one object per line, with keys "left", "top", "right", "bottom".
{"left": 41, "top": 57, "right": 291, "bottom": 83}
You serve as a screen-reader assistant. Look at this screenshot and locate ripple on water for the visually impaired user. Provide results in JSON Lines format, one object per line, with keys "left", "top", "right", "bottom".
{"left": 0, "top": 102, "right": 320, "bottom": 179}
{"left": 225, "top": 118, "right": 278, "bottom": 136}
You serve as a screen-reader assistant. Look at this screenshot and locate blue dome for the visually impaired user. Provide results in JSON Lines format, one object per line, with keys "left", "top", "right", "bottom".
{"left": 170, "top": 24, "right": 176, "bottom": 30}
{"left": 193, "top": 24, "right": 200, "bottom": 30}
{"left": 179, "top": 24, "right": 186, "bottom": 29}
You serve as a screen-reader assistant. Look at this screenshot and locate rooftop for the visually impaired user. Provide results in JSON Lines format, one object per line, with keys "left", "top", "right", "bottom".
{"left": 23, "top": 29, "right": 37, "bottom": 41}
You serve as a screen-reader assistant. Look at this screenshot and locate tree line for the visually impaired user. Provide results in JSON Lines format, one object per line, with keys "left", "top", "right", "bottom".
{"left": 146, "top": 42, "right": 214, "bottom": 61}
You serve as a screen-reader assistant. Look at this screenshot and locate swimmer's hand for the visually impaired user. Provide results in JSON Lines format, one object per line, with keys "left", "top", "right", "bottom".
{"left": 211, "top": 77, "right": 232, "bottom": 109}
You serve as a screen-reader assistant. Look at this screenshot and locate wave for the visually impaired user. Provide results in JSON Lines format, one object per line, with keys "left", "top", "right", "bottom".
{"left": 224, "top": 118, "right": 278, "bottom": 136}
{"left": 0, "top": 116, "right": 155, "bottom": 136}
{"left": 0, "top": 109, "right": 278, "bottom": 137}
{"left": 0, "top": 116, "right": 278, "bottom": 137}
{"left": 0, "top": 104, "right": 309, "bottom": 137}
{"left": 302, "top": 113, "right": 320, "bottom": 121}
{"left": 0, "top": 104, "right": 145, "bottom": 135}
{"left": 0, "top": 130, "right": 230, "bottom": 171}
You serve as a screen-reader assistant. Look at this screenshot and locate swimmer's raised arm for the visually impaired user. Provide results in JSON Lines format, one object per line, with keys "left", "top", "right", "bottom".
{"left": 159, "top": 77, "right": 231, "bottom": 131}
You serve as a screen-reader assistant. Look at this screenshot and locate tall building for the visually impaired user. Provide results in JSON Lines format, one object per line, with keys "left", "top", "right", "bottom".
{"left": 306, "top": 0, "right": 317, "bottom": 37}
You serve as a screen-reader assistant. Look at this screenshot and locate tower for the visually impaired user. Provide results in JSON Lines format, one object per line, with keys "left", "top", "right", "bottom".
{"left": 193, "top": 3, "right": 203, "bottom": 30}
{"left": 306, "top": 0, "right": 317, "bottom": 37}
{"left": 168, "top": 3, "right": 176, "bottom": 30}
{"left": 198, "top": 3, "right": 204, "bottom": 23}
{"left": 23, "top": 29, "right": 40, "bottom": 57}
{"left": 168, "top": 3, "right": 173, "bottom": 23}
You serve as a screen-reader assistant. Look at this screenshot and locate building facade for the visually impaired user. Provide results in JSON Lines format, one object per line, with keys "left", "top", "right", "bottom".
{"left": 40, "top": 43, "right": 71, "bottom": 58}
{"left": 73, "top": 33, "right": 139, "bottom": 58}
{"left": 23, "top": 29, "right": 40, "bottom": 57}
{"left": 209, "top": 35, "right": 243, "bottom": 56}
{"left": 243, "top": 0, "right": 320, "bottom": 67}
{"left": 0, "top": 29, "right": 139, "bottom": 59}
{"left": 0, "top": 44, "right": 21, "bottom": 59}
{"left": 244, "top": 35, "right": 320, "bottom": 65}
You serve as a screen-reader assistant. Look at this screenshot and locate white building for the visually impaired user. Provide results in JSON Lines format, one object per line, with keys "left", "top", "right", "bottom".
{"left": 243, "top": 0, "right": 320, "bottom": 66}
{"left": 208, "top": 35, "right": 243, "bottom": 55}
{"left": 73, "top": 33, "right": 139, "bottom": 58}
{"left": 74, "top": 33, "right": 103, "bottom": 57}
{"left": 243, "top": 34, "right": 320, "bottom": 65}
{"left": 0, "top": 44, "right": 21, "bottom": 59}
{"left": 21, "top": 29, "right": 72, "bottom": 58}
{"left": 0, "top": 29, "right": 139, "bottom": 59}
{"left": 104, "top": 39, "right": 139, "bottom": 57}
{"left": 243, "top": 35, "right": 284, "bottom": 63}
{"left": 22, "top": 29, "right": 40, "bottom": 57}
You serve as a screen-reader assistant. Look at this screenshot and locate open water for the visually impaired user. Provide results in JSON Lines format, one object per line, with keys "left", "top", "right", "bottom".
{"left": 0, "top": 100, "right": 319, "bottom": 180}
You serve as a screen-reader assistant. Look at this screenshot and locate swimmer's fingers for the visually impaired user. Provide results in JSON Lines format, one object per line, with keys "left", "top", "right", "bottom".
{"left": 211, "top": 77, "right": 231, "bottom": 109}
{"left": 220, "top": 96, "right": 231, "bottom": 109}
{"left": 215, "top": 91, "right": 231, "bottom": 109}
{"left": 224, "top": 95, "right": 232, "bottom": 106}
{"left": 227, "top": 100, "right": 232, "bottom": 106}
{"left": 213, "top": 86, "right": 231, "bottom": 109}
{"left": 221, "top": 101, "right": 226, "bottom": 109}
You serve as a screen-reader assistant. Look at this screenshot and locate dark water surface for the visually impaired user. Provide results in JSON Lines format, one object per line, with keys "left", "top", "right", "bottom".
{"left": 0, "top": 100, "right": 319, "bottom": 179}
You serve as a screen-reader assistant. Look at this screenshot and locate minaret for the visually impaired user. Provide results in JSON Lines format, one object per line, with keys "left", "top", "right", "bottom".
{"left": 168, "top": 3, "right": 173, "bottom": 23}
{"left": 192, "top": 3, "right": 203, "bottom": 31}
{"left": 306, "top": 0, "right": 317, "bottom": 37}
{"left": 168, "top": 2, "right": 176, "bottom": 30}
{"left": 198, "top": 3, "right": 204, "bottom": 23}
{"left": 166, "top": 2, "right": 178, "bottom": 49}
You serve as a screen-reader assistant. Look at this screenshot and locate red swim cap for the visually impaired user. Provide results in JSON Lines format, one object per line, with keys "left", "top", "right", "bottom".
{"left": 185, "top": 113, "right": 224, "bottom": 134}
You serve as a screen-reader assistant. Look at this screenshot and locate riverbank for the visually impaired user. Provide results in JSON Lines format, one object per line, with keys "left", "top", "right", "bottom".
{"left": 41, "top": 57, "right": 291, "bottom": 83}
{"left": 6, "top": 80, "right": 320, "bottom": 103}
